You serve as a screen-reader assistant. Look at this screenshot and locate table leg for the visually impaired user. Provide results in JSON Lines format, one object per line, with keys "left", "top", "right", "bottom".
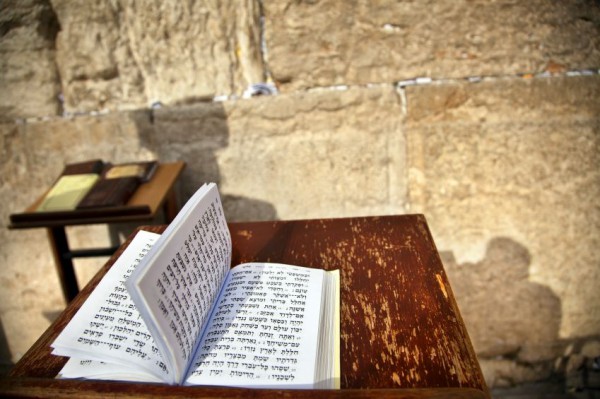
{"left": 163, "top": 187, "right": 179, "bottom": 223}
{"left": 46, "top": 227, "right": 79, "bottom": 303}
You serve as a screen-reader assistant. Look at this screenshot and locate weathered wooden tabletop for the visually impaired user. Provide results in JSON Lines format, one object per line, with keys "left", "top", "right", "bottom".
{"left": 2, "top": 215, "right": 489, "bottom": 398}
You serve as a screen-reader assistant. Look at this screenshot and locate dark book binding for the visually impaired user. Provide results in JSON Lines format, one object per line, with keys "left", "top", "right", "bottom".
{"left": 76, "top": 177, "right": 140, "bottom": 209}
{"left": 62, "top": 159, "right": 105, "bottom": 176}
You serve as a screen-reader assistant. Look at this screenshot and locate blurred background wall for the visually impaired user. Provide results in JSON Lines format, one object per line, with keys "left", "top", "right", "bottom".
{"left": 1, "top": 0, "right": 599, "bottom": 391}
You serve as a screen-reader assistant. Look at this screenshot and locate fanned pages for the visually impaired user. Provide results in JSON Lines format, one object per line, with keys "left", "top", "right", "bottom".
{"left": 52, "top": 231, "right": 167, "bottom": 382}
{"left": 126, "top": 184, "right": 232, "bottom": 384}
{"left": 51, "top": 183, "right": 340, "bottom": 389}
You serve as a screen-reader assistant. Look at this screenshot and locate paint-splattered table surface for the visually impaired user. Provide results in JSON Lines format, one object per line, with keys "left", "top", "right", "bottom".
{"left": 4, "top": 215, "right": 489, "bottom": 398}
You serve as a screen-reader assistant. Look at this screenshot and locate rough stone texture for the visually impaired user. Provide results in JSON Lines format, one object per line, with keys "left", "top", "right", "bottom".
{"left": 1, "top": 0, "right": 600, "bottom": 391}
{"left": 440, "top": 238, "right": 562, "bottom": 364}
{"left": 406, "top": 75, "right": 600, "bottom": 382}
{"left": 218, "top": 86, "right": 407, "bottom": 220}
{"left": 0, "top": 0, "right": 61, "bottom": 121}
{"left": 49, "top": 0, "right": 145, "bottom": 113}
{"left": 50, "top": 0, "right": 264, "bottom": 113}
{"left": 264, "top": 0, "right": 600, "bottom": 91}
{"left": 480, "top": 358, "right": 554, "bottom": 389}
{"left": 141, "top": 85, "right": 407, "bottom": 220}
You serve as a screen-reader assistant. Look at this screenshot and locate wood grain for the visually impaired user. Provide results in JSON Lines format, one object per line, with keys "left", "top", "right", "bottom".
{"left": 3, "top": 216, "right": 489, "bottom": 398}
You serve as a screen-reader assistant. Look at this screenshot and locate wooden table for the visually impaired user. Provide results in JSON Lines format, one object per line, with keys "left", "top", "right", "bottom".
{"left": 1, "top": 215, "right": 489, "bottom": 398}
{"left": 8, "top": 161, "right": 186, "bottom": 303}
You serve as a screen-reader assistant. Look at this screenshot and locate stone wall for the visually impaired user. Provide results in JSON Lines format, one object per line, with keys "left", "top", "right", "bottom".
{"left": 0, "top": 0, "right": 60, "bottom": 119}
{"left": 1, "top": 0, "right": 599, "bottom": 390}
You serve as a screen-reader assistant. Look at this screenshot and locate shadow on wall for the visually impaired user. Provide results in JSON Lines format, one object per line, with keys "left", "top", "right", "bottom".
{"left": 440, "top": 237, "right": 562, "bottom": 382}
{"left": 132, "top": 102, "right": 278, "bottom": 222}
{"left": 0, "top": 318, "right": 12, "bottom": 375}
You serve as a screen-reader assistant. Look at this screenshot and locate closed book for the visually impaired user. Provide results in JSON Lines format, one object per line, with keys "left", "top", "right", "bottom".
{"left": 104, "top": 161, "right": 158, "bottom": 182}
{"left": 62, "top": 159, "right": 105, "bottom": 176}
{"left": 76, "top": 177, "right": 140, "bottom": 209}
{"left": 36, "top": 174, "right": 100, "bottom": 212}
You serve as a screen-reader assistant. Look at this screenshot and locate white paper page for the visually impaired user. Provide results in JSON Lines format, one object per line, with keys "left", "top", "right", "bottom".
{"left": 58, "top": 358, "right": 164, "bottom": 383}
{"left": 126, "top": 183, "right": 232, "bottom": 385}
{"left": 314, "top": 269, "right": 340, "bottom": 389}
{"left": 185, "top": 263, "right": 324, "bottom": 389}
{"left": 52, "top": 231, "right": 169, "bottom": 382}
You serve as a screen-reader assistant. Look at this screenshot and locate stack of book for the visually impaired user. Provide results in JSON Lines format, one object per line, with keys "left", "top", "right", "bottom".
{"left": 36, "top": 159, "right": 158, "bottom": 212}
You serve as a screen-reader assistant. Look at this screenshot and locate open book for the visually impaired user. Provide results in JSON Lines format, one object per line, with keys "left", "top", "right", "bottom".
{"left": 51, "top": 183, "right": 340, "bottom": 388}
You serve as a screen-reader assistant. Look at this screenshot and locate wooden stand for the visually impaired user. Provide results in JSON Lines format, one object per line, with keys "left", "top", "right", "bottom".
{"left": 2, "top": 215, "right": 489, "bottom": 398}
{"left": 8, "top": 161, "right": 186, "bottom": 303}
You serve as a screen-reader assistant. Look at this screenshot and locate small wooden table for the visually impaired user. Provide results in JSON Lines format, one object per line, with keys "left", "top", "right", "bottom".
{"left": 1, "top": 215, "right": 489, "bottom": 398}
{"left": 8, "top": 161, "right": 186, "bottom": 303}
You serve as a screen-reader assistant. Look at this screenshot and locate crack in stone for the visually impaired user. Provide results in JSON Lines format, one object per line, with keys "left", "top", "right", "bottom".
{"left": 13, "top": 68, "right": 600, "bottom": 124}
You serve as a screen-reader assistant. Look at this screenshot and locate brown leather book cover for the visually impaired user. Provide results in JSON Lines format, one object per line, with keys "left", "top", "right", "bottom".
{"left": 76, "top": 177, "right": 140, "bottom": 209}
{"left": 61, "top": 159, "right": 105, "bottom": 176}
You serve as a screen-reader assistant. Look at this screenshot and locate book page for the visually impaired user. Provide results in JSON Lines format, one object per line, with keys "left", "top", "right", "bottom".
{"left": 185, "top": 263, "right": 325, "bottom": 389}
{"left": 58, "top": 358, "right": 164, "bottom": 383}
{"left": 314, "top": 269, "right": 341, "bottom": 389}
{"left": 51, "top": 230, "right": 169, "bottom": 382}
{"left": 126, "top": 183, "right": 232, "bottom": 384}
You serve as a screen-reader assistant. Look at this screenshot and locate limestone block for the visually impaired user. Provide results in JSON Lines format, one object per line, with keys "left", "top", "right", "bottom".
{"left": 51, "top": 0, "right": 264, "bottom": 113}
{"left": 0, "top": 0, "right": 60, "bottom": 120}
{"left": 440, "top": 239, "right": 562, "bottom": 364}
{"left": 264, "top": 1, "right": 600, "bottom": 91}
{"left": 0, "top": 122, "right": 63, "bottom": 361}
{"left": 405, "top": 76, "right": 600, "bottom": 361}
{"left": 150, "top": 102, "right": 230, "bottom": 199}
{"left": 480, "top": 358, "right": 553, "bottom": 388}
{"left": 50, "top": 0, "right": 146, "bottom": 113}
{"left": 218, "top": 87, "right": 407, "bottom": 220}
{"left": 120, "top": 0, "right": 264, "bottom": 105}
{"left": 0, "top": 226, "right": 65, "bottom": 361}
{"left": 149, "top": 86, "right": 407, "bottom": 221}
